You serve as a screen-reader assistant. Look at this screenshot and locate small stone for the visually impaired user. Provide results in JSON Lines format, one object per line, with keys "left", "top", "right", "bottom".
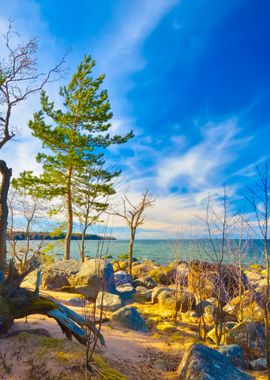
{"left": 250, "top": 357, "right": 267, "bottom": 371}
{"left": 96, "top": 291, "right": 122, "bottom": 311}
{"left": 111, "top": 306, "right": 148, "bottom": 332}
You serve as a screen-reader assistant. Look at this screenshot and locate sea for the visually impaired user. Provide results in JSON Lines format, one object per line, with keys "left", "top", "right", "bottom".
{"left": 8, "top": 239, "right": 266, "bottom": 265}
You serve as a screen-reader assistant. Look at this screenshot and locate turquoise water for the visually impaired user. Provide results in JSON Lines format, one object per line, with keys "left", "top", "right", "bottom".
{"left": 10, "top": 239, "right": 265, "bottom": 265}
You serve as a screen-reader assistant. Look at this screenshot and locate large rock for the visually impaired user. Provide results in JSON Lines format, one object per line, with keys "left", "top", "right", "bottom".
{"left": 246, "top": 270, "right": 263, "bottom": 284}
{"left": 114, "top": 270, "right": 132, "bottom": 286}
{"left": 194, "top": 300, "right": 213, "bottom": 317}
{"left": 177, "top": 343, "right": 252, "bottom": 380}
{"left": 132, "top": 276, "right": 157, "bottom": 289}
{"left": 223, "top": 290, "right": 264, "bottom": 322}
{"left": 250, "top": 357, "right": 267, "bottom": 371}
{"left": 188, "top": 261, "right": 247, "bottom": 303}
{"left": 218, "top": 344, "right": 248, "bottom": 369}
{"left": 69, "top": 259, "right": 115, "bottom": 299}
{"left": 96, "top": 291, "right": 122, "bottom": 311}
{"left": 132, "top": 260, "right": 156, "bottom": 278}
{"left": 24, "top": 260, "right": 81, "bottom": 289}
{"left": 151, "top": 286, "right": 173, "bottom": 304}
{"left": 207, "top": 322, "right": 237, "bottom": 345}
{"left": 168, "top": 262, "right": 189, "bottom": 287}
{"left": 152, "top": 286, "right": 195, "bottom": 312}
{"left": 226, "top": 322, "right": 265, "bottom": 358}
{"left": 111, "top": 306, "right": 148, "bottom": 332}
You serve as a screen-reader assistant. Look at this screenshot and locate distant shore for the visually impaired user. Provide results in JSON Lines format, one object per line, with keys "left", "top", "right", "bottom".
{"left": 7, "top": 231, "right": 116, "bottom": 241}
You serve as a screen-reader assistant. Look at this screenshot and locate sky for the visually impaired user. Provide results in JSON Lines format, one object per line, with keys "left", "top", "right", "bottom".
{"left": 0, "top": 0, "right": 270, "bottom": 239}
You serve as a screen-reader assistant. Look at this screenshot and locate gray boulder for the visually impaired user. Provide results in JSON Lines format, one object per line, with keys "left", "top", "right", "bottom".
{"left": 67, "top": 297, "right": 85, "bottom": 307}
{"left": 132, "top": 277, "right": 157, "bottom": 289}
{"left": 68, "top": 259, "right": 116, "bottom": 299}
{"left": 194, "top": 300, "right": 212, "bottom": 317}
{"left": 116, "top": 283, "right": 135, "bottom": 301}
{"left": 114, "top": 270, "right": 132, "bottom": 286}
{"left": 250, "top": 357, "right": 267, "bottom": 371}
{"left": 135, "top": 286, "right": 148, "bottom": 292}
{"left": 178, "top": 343, "right": 252, "bottom": 379}
{"left": 218, "top": 344, "right": 248, "bottom": 369}
{"left": 226, "top": 322, "right": 265, "bottom": 358}
{"left": 151, "top": 286, "right": 172, "bottom": 304}
{"left": 111, "top": 306, "right": 148, "bottom": 332}
{"left": 41, "top": 267, "right": 70, "bottom": 289}
{"left": 96, "top": 291, "right": 122, "bottom": 311}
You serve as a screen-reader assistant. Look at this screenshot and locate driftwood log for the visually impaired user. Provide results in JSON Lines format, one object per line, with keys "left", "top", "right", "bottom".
{"left": 0, "top": 261, "right": 104, "bottom": 346}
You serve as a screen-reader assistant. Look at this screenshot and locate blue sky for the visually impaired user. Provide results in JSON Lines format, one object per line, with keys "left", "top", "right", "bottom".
{"left": 0, "top": 0, "right": 270, "bottom": 238}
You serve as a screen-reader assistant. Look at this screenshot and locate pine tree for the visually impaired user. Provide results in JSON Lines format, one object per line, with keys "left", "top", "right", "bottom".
{"left": 15, "top": 55, "right": 133, "bottom": 260}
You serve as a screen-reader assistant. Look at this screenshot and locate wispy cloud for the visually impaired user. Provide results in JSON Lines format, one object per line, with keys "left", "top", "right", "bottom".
{"left": 156, "top": 119, "right": 252, "bottom": 190}
{"left": 96, "top": 0, "right": 179, "bottom": 78}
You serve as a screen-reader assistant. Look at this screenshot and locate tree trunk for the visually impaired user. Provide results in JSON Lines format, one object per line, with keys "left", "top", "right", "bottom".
{"left": 65, "top": 167, "right": 73, "bottom": 260}
{"left": 128, "top": 229, "right": 135, "bottom": 276}
{"left": 80, "top": 224, "right": 87, "bottom": 263}
{"left": 0, "top": 160, "right": 12, "bottom": 270}
{"left": 0, "top": 263, "right": 104, "bottom": 346}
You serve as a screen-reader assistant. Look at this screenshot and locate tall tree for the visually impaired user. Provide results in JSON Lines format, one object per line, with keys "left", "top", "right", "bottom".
{"left": 0, "top": 23, "right": 64, "bottom": 269}
{"left": 16, "top": 55, "right": 133, "bottom": 260}
{"left": 114, "top": 191, "right": 154, "bottom": 275}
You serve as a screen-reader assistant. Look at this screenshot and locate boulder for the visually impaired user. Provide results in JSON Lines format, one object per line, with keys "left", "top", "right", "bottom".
{"left": 223, "top": 290, "right": 264, "bottom": 322}
{"left": 152, "top": 286, "right": 172, "bottom": 304}
{"left": 177, "top": 343, "right": 252, "bottom": 380}
{"left": 116, "top": 284, "right": 135, "bottom": 301}
{"left": 96, "top": 291, "right": 122, "bottom": 311}
{"left": 68, "top": 259, "right": 116, "bottom": 299}
{"left": 226, "top": 322, "right": 265, "bottom": 358}
{"left": 194, "top": 300, "right": 213, "bottom": 317}
{"left": 25, "top": 261, "right": 81, "bottom": 289}
{"left": 134, "top": 289, "right": 153, "bottom": 302}
{"left": 218, "top": 344, "right": 248, "bottom": 369}
{"left": 152, "top": 286, "right": 195, "bottom": 312}
{"left": 169, "top": 262, "right": 189, "bottom": 287}
{"left": 207, "top": 322, "right": 237, "bottom": 345}
{"left": 41, "top": 268, "right": 69, "bottom": 289}
{"left": 246, "top": 271, "right": 263, "bottom": 284}
{"left": 249, "top": 357, "right": 267, "bottom": 371}
{"left": 67, "top": 297, "right": 85, "bottom": 307}
{"left": 132, "top": 276, "right": 157, "bottom": 289}
{"left": 135, "top": 286, "right": 148, "bottom": 292}
{"left": 188, "top": 260, "right": 248, "bottom": 303}
{"left": 114, "top": 270, "right": 132, "bottom": 286}
{"left": 113, "top": 260, "right": 128, "bottom": 272}
{"left": 132, "top": 260, "right": 156, "bottom": 278}
{"left": 148, "top": 266, "right": 174, "bottom": 285}
{"left": 111, "top": 306, "right": 148, "bottom": 332}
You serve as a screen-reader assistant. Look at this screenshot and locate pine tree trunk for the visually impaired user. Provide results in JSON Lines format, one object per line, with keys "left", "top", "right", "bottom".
{"left": 80, "top": 225, "right": 87, "bottom": 263}
{"left": 65, "top": 167, "right": 73, "bottom": 260}
{"left": 0, "top": 160, "right": 12, "bottom": 270}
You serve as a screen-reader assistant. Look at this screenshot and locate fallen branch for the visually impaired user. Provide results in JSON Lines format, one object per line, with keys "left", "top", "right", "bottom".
{"left": 0, "top": 261, "right": 104, "bottom": 346}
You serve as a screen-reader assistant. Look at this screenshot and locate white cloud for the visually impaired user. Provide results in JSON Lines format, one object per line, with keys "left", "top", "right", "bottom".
{"left": 96, "top": 0, "right": 179, "bottom": 78}
{"left": 156, "top": 119, "right": 252, "bottom": 189}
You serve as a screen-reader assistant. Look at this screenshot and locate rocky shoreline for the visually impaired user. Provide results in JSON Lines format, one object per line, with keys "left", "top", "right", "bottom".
{"left": 9, "top": 254, "right": 267, "bottom": 379}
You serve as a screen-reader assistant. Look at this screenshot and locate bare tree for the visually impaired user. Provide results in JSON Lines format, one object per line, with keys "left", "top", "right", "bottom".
{"left": 73, "top": 165, "right": 116, "bottom": 263}
{"left": 8, "top": 188, "right": 46, "bottom": 272}
{"left": 247, "top": 162, "right": 270, "bottom": 379}
{"left": 197, "top": 188, "right": 238, "bottom": 346}
{"left": 114, "top": 190, "right": 154, "bottom": 276}
{"left": 0, "top": 22, "right": 65, "bottom": 269}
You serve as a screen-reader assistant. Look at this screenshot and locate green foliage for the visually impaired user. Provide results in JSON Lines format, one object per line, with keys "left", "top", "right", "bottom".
{"left": 118, "top": 253, "right": 129, "bottom": 259}
{"left": 15, "top": 55, "right": 133, "bottom": 198}
{"left": 13, "top": 55, "right": 133, "bottom": 258}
